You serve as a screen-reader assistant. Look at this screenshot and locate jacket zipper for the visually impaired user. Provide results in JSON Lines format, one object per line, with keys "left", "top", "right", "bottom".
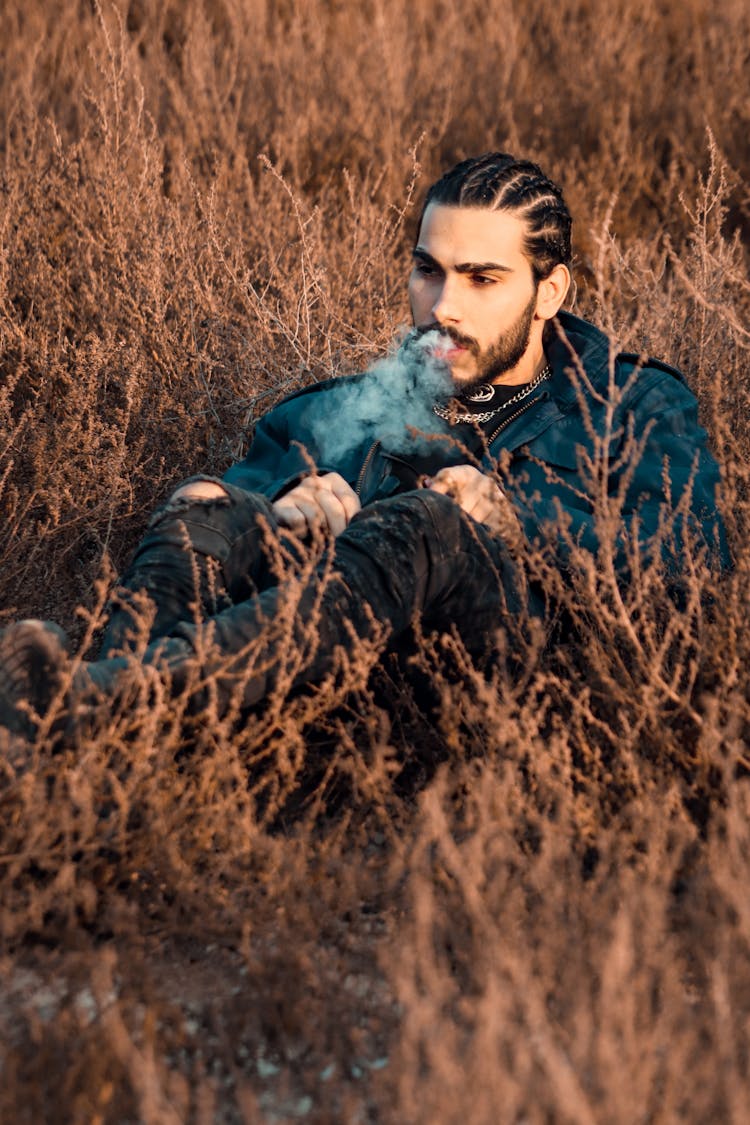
{"left": 356, "top": 393, "right": 544, "bottom": 500}
{"left": 355, "top": 440, "right": 380, "bottom": 498}
{"left": 486, "top": 392, "right": 546, "bottom": 447}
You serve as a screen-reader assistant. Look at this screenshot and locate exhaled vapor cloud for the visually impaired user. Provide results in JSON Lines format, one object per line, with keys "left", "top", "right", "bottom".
{"left": 309, "top": 329, "right": 454, "bottom": 461}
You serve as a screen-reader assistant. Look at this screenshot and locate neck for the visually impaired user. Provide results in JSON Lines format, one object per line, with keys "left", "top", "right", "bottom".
{"left": 490, "top": 341, "right": 547, "bottom": 387}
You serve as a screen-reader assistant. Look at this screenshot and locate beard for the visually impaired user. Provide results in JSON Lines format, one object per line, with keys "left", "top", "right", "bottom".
{"left": 468, "top": 290, "right": 537, "bottom": 388}
{"left": 413, "top": 289, "right": 538, "bottom": 394}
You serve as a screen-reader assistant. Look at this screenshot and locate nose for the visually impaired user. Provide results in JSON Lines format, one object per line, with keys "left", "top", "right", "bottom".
{"left": 431, "top": 275, "right": 461, "bottom": 325}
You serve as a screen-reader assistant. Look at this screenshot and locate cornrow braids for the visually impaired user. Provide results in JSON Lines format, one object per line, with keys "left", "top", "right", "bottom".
{"left": 418, "top": 153, "right": 572, "bottom": 283}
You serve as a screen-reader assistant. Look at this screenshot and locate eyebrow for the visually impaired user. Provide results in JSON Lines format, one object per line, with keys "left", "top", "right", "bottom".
{"left": 411, "top": 247, "right": 513, "bottom": 274}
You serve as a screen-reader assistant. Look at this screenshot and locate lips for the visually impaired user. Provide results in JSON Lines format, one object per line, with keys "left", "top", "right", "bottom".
{"left": 412, "top": 327, "right": 473, "bottom": 365}
{"left": 429, "top": 339, "right": 467, "bottom": 362}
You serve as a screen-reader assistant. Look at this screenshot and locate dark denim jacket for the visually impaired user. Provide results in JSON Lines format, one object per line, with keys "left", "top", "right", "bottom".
{"left": 223, "top": 312, "right": 730, "bottom": 580}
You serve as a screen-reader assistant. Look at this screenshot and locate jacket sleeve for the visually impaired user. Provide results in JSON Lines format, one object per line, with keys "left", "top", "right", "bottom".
{"left": 221, "top": 403, "right": 324, "bottom": 500}
{"left": 517, "top": 370, "right": 730, "bottom": 578}
{"left": 611, "top": 372, "right": 729, "bottom": 574}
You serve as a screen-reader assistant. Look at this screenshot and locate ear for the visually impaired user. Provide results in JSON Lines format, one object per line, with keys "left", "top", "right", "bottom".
{"left": 535, "top": 263, "right": 571, "bottom": 321}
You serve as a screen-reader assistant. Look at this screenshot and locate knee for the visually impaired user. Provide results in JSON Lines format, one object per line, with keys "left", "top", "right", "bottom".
{"left": 141, "top": 479, "right": 275, "bottom": 565}
{"left": 410, "top": 487, "right": 462, "bottom": 523}
{"left": 356, "top": 488, "right": 461, "bottom": 536}
{"left": 141, "top": 477, "right": 237, "bottom": 557}
{"left": 170, "top": 479, "right": 229, "bottom": 504}
{"left": 344, "top": 489, "right": 462, "bottom": 560}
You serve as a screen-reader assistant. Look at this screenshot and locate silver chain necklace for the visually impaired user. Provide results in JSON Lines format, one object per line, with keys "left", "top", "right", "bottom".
{"left": 432, "top": 364, "right": 552, "bottom": 424}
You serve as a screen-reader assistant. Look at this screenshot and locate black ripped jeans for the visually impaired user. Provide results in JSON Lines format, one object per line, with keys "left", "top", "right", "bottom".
{"left": 99, "top": 479, "right": 538, "bottom": 710}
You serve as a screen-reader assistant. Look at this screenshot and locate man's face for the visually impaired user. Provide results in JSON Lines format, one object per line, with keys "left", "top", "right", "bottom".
{"left": 408, "top": 203, "right": 542, "bottom": 389}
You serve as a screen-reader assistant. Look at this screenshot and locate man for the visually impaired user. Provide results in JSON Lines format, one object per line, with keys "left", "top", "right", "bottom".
{"left": 0, "top": 153, "right": 729, "bottom": 738}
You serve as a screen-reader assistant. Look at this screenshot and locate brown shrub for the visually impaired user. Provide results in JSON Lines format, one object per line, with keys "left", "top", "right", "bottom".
{"left": 1, "top": 0, "right": 750, "bottom": 1120}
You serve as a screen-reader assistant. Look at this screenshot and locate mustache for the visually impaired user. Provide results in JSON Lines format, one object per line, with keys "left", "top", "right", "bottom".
{"left": 412, "top": 323, "right": 479, "bottom": 355}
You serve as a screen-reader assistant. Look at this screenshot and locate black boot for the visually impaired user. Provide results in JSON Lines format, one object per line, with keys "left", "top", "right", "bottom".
{"left": 0, "top": 620, "right": 74, "bottom": 739}
{"left": 0, "top": 620, "right": 152, "bottom": 742}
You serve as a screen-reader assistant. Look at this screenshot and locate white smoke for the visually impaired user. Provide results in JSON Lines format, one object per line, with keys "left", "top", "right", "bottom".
{"left": 310, "top": 329, "right": 454, "bottom": 461}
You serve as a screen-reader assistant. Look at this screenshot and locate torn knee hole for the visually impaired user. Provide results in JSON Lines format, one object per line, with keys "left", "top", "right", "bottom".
{"left": 169, "top": 481, "right": 230, "bottom": 505}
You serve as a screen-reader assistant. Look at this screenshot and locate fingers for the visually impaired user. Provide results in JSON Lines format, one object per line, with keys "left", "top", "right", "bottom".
{"left": 314, "top": 486, "right": 351, "bottom": 537}
{"left": 272, "top": 473, "right": 361, "bottom": 537}
{"left": 427, "top": 465, "right": 514, "bottom": 531}
{"left": 427, "top": 467, "right": 469, "bottom": 503}
{"left": 326, "top": 473, "right": 362, "bottom": 525}
{"left": 427, "top": 465, "right": 494, "bottom": 509}
{"left": 425, "top": 475, "right": 453, "bottom": 497}
{"left": 469, "top": 494, "right": 505, "bottom": 530}
{"left": 273, "top": 494, "right": 322, "bottom": 535}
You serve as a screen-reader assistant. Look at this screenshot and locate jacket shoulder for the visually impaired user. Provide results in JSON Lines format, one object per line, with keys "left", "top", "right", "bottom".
{"left": 615, "top": 352, "right": 688, "bottom": 386}
{"left": 267, "top": 371, "right": 365, "bottom": 413}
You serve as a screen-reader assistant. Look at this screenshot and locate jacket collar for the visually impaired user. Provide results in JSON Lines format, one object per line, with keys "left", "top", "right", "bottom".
{"left": 479, "top": 313, "right": 610, "bottom": 455}
{"left": 544, "top": 311, "right": 611, "bottom": 407}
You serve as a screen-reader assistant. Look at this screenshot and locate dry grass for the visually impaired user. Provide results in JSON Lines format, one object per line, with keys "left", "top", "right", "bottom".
{"left": 1, "top": 0, "right": 750, "bottom": 1120}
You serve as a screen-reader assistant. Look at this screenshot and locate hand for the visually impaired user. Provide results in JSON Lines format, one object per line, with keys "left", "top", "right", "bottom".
{"left": 427, "top": 464, "right": 523, "bottom": 543}
{"left": 272, "top": 472, "right": 361, "bottom": 537}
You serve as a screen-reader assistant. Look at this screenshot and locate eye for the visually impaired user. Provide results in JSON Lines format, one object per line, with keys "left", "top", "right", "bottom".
{"left": 414, "top": 260, "right": 438, "bottom": 277}
{"left": 470, "top": 274, "right": 497, "bottom": 287}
